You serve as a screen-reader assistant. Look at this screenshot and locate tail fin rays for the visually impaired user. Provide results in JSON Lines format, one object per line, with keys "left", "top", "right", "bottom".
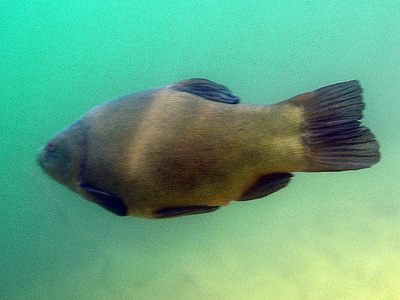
{"left": 291, "top": 81, "right": 380, "bottom": 172}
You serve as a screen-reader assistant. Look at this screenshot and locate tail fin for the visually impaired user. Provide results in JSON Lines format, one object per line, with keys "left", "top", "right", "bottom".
{"left": 291, "top": 80, "right": 380, "bottom": 172}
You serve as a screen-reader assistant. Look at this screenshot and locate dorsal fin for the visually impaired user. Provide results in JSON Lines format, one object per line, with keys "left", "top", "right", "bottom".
{"left": 171, "top": 78, "right": 240, "bottom": 104}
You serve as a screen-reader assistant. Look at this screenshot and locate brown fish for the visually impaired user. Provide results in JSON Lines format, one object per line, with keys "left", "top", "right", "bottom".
{"left": 37, "top": 79, "right": 380, "bottom": 219}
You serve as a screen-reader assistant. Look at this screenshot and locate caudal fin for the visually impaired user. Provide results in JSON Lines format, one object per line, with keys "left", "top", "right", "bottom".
{"left": 291, "top": 80, "right": 380, "bottom": 172}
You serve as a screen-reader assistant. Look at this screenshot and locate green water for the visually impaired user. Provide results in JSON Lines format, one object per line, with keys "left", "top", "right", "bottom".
{"left": 1, "top": 1, "right": 399, "bottom": 299}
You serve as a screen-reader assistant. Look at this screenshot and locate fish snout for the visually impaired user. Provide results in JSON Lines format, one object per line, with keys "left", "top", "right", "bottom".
{"left": 36, "top": 147, "right": 46, "bottom": 170}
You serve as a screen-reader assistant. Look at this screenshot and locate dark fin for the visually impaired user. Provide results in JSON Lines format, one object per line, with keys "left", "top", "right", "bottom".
{"left": 291, "top": 80, "right": 380, "bottom": 172}
{"left": 171, "top": 78, "right": 240, "bottom": 104}
{"left": 154, "top": 205, "right": 220, "bottom": 219}
{"left": 80, "top": 184, "right": 127, "bottom": 216}
{"left": 239, "top": 173, "right": 293, "bottom": 201}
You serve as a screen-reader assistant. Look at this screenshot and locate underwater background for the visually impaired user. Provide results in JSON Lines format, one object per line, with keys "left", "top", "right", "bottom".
{"left": 1, "top": 1, "right": 399, "bottom": 299}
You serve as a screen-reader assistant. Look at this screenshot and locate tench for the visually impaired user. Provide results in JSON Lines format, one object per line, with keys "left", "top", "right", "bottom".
{"left": 37, "top": 79, "right": 380, "bottom": 219}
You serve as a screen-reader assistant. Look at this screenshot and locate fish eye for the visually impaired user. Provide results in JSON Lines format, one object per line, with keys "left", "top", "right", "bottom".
{"left": 47, "top": 141, "right": 56, "bottom": 151}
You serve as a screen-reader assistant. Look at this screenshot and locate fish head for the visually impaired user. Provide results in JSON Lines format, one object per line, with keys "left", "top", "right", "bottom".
{"left": 37, "top": 122, "right": 85, "bottom": 190}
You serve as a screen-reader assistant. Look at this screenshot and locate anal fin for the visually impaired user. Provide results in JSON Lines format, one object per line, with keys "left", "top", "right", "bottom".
{"left": 239, "top": 173, "right": 293, "bottom": 201}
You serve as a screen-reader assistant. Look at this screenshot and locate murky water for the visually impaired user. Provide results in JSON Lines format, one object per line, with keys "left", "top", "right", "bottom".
{"left": 1, "top": 1, "right": 399, "bottom": 299}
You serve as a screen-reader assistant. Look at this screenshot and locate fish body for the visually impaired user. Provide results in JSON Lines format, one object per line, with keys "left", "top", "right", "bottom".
{"left": 38, "top": 79, "right": 380, "bottom": 219}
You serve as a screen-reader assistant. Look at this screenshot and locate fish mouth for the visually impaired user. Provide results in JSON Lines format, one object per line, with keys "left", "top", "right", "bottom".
{"left": 36, "top": 147, "right": 46, "bottom": 170}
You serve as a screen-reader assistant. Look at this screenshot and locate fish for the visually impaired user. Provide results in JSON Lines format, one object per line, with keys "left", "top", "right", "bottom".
{"left": 37, "top": 79, "right": 380, "bottom": 219}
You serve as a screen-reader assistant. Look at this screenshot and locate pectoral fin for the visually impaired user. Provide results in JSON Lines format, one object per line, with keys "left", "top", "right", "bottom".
{"left": 171, "top": 78, "right": 240, "bottom": 104}
{"left": 154, "top": 205, "right": 220, "bottom": 219}
{"left": 239, "top": 173, "right": 293, "bottom": 201}
{"left": 80, "top": 184, "right": 128, "bottom": 216}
